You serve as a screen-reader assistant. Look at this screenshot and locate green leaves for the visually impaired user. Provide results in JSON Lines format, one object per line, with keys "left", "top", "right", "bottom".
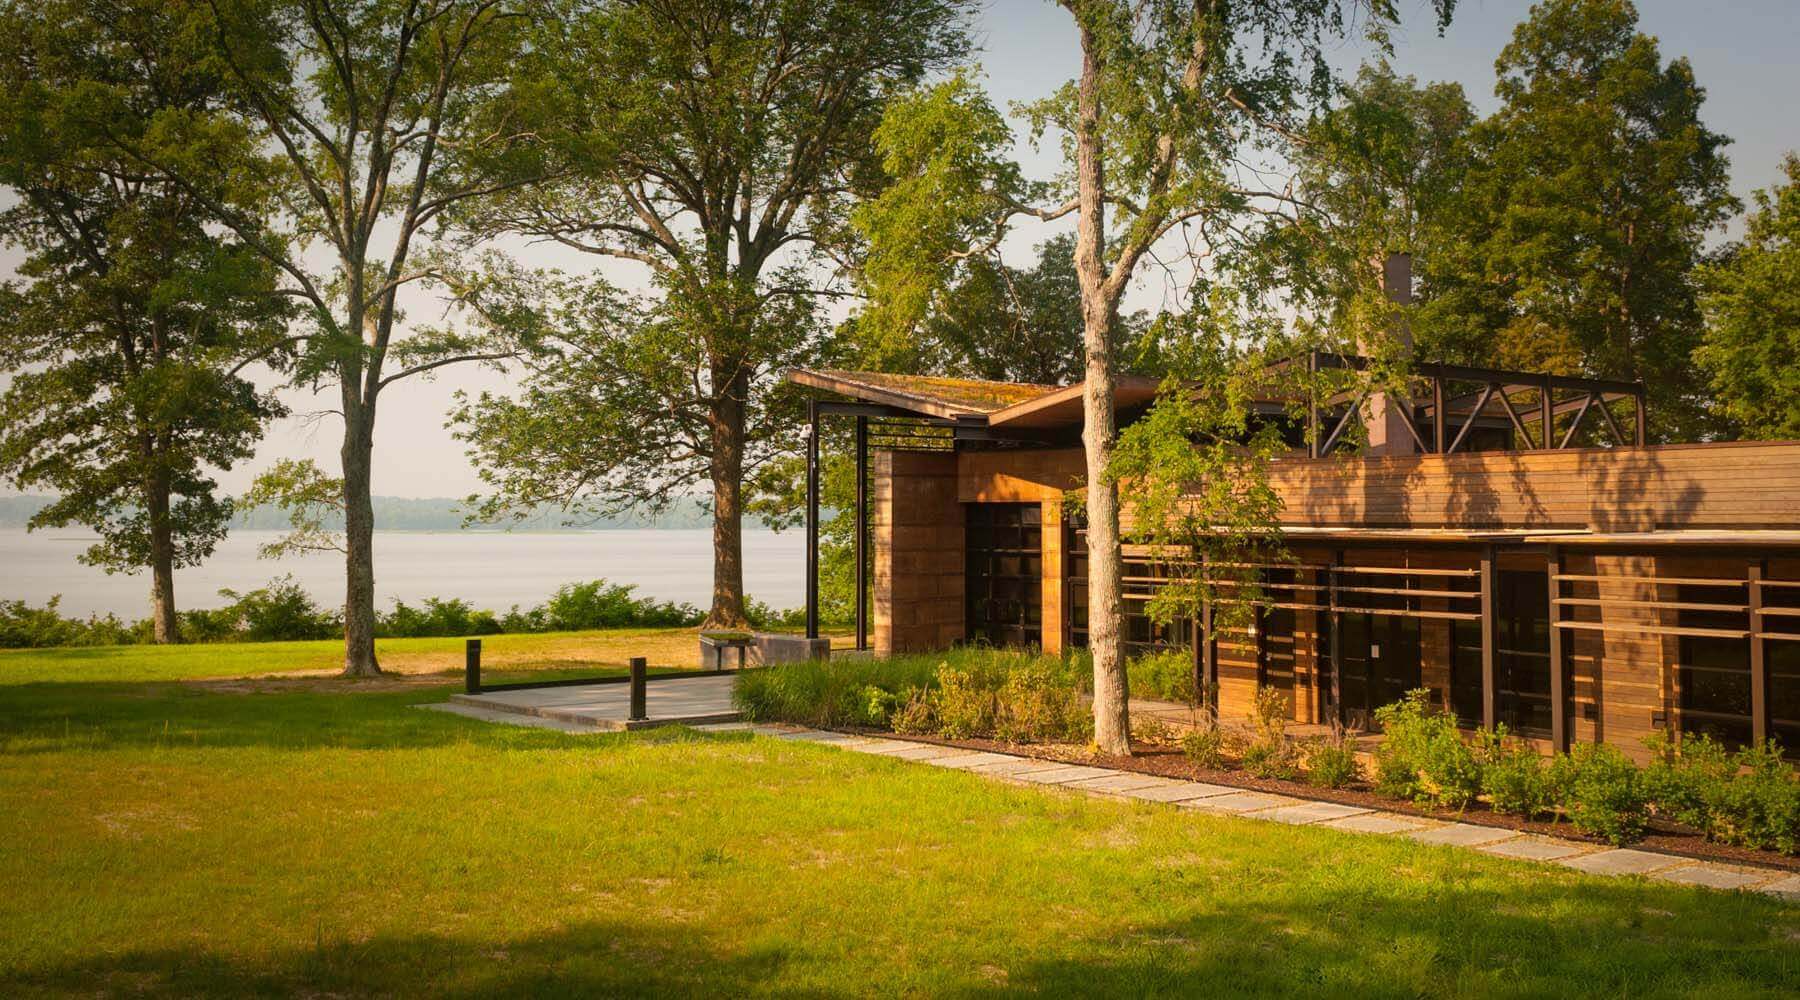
{"left": 1697, "top": 155, "right": 1800, "bottom": 439}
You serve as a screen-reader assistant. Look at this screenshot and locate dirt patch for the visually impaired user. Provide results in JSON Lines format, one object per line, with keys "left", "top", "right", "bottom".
{"left": 845, "top": 728, "right": 1800, "bottom": 875}
{"left": 186, "top": 673, "right": 460, "bottom": 694}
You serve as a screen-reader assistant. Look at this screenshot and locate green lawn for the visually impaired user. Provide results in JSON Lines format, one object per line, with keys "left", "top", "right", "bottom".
{"left": 0, "top": 627, "right": 710, "bottom": 685}
{"left": 1, "top": 644, "right": 1797, "bottom": 996}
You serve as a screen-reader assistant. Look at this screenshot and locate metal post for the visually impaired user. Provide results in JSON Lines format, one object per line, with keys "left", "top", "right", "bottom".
{"left": 1633, "top": 390, "right": 1647, "bottom": 447}
{"left": 1750, "top": 559, "right": 1768, "bottom": 745}
{"left": 804, "top": 399, "right": 820, "bottom": 640}
{"left": 1547, "top": 546, "right": 1567, "bottom": 750}
{"left": 1539, "top": 378, "right": 1554, "bottom": 450}
{"left": 1307, "top": 352, "right": 1319, "bottom": 458}
{"left": 464, "top": 638, "right": 482, "bottom": 694}
{"left": 628, "top": 656, "right": 647, "bottom": 722}
{"left": 1329, "top": 552, "right": 1343, "bottom": 726}
{"left": 854, "top": 414, "right": 868, "bottom": 651}
{"left": 1432, "top": 375, "right": 1447, "bottom": 453}
{"left": 1479, "top": 546, "right": 1498, "bottom": 731}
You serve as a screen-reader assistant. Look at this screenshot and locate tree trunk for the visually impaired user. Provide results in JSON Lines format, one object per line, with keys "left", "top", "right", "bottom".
{"left": 1073, "top": 19, "right": 1131, "bottom": 755}
{"left": 705, "top": 363, "right": 749, "bottom": 629}
{"left": 341, "top": 395, "right": 381, "bottom": 676}
{"left": 145, "top": 476, "right": 179, "bottom": 644}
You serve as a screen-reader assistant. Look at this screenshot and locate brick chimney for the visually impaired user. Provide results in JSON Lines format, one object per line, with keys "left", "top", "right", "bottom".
{"left": 1362, "top": 252, "right": 1416, "bottom": 457}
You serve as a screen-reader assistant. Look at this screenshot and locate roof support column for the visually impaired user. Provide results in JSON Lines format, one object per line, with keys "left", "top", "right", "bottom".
{"left": 1548, "top": 545, "right": 1568, "bottom": 750}
{"left": 805, "top": 399, "right": 820, "bottom": 640}
{"left": 1540, "top": 378, "right": 1554, "bottom": 450}
{"left": 1751, "top": 558, "right": 1767, "bottom": 746}
{"left": 1329, "top": 551, "right": 1344, "bottom": 727}
{"left": 854, "top": 415, "right": 868, "bottom": 651}
{"left": 1480, "top": 546, "right": 1499, "bottom": 730}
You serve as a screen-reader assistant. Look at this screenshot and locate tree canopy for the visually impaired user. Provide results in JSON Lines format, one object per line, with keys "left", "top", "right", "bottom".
{"left": 0, "top": 0, "right": 292, "bottom": 641}
{"left": 453, "top": 0, "right": 975, "bottom": 627}
{"left": 1696, "top": 154, "right": 1800, "bottom": 438}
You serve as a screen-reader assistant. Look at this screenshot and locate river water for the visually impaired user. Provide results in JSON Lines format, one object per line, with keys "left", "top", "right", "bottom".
{"left": 0, "top": 528, "right": 806, "bottom": 619}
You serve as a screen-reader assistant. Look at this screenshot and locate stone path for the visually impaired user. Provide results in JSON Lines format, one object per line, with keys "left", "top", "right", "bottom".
{"left": 686, "top": 722, "right": 1800, "bottom": 904}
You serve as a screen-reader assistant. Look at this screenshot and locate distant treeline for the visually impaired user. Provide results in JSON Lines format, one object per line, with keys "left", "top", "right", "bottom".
{"left": 0, "top": 495, "right": 721, "bottom": 532}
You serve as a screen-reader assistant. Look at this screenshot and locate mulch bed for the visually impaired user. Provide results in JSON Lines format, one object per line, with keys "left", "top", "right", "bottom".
{"left": 842, "top": 727, "right": 1800, "bottom": 875}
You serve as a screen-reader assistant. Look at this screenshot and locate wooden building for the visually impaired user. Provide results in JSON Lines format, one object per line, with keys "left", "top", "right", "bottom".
{"left": 788, "top": 358, "right": 1800, "bottom": 761}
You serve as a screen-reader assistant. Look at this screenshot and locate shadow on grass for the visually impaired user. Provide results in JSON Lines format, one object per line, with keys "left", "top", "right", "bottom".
{"left": 2, "top": 917, "right": 806, "bottom": 998}
{"left": 0, "top": 680, "right": 748, "bottom": 755}
{"left": 2, "top": 868, "right": 1793, "bottom": 997}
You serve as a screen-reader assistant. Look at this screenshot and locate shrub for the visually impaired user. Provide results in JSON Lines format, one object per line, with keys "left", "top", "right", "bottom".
{"left": 0, "top": 597, "right": 137, "bottom": 648}
{"left": 996, "top": 661, "right": 1089, "bottom": 743}
{"left": 1374, "top": 690, "right": 1480, "bottom": 809}
{"left": 1641, "top": 730, "right": 1734, "bottom": 835}
{"left": 1132, "top": 717, "right": 1175, "bottom": 746}
{"left": 728, "top": 654, "right": 938, "bottom": 728}
{"left": 1181, "top": 727, "right": 1225, "bottom": 769}
{"left": 934, "top": 666, "right": 997, "bottom": 740}
{"left": 218, "top": 577, "right": 339, "bottom": 642}
{"left": 1242, "top": 741, "right": 1300, "bottom": 780}
{"left": 1126, "top": 648, "right": 1197, "bottom": 704}
{"left": 1553, "top": 743, "right": 1647, "bottom": 845}
{"left": 1712, "top": 741, "right": 1800, "bottom": 854}
{"left": 382, "top": 597, "right": 501, "bottom": 638}
{"left": 1305, "top": 736, "right": 1362, "bottom": 789}
{"left": 852, "top": 685, "right": 898, "bottom": 729}
{"left": 1477, "top": 728, "right": 1557, "bottom": 817}
{"left": 541, "top": 580, "right": 700, "bottom": 630}
{"left": 890, "top": 688, "right": 937, "bottom": 735}
{"left": 1239, "top": 686, "right": 1299, "bottom": 779}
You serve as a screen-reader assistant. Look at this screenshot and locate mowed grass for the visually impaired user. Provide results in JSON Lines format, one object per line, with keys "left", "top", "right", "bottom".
{"left": 1, "top": 646, "right": 1797, "bottom": 996}
{"left": 0, "top": 627, "right": 759, "bottom": 685}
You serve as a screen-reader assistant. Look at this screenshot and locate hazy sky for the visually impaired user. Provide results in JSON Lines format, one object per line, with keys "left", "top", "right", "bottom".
{"left": 4, "top": 0, "right": 1796, "bottom": 500}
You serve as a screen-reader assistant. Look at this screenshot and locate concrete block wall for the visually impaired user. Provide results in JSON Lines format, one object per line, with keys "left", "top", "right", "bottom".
{"left": 873, "top": 450, "right": 964, "bottom": 655}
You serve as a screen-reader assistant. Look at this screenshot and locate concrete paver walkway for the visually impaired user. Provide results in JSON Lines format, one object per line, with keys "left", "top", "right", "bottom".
{"left": 444, "top": 674, "right": 740, "bottom": 731}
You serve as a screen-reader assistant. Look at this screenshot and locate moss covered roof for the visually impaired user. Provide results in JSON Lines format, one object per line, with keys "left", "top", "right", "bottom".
{"left": 788, "top": 368, "right": 1060, "bottom": 416}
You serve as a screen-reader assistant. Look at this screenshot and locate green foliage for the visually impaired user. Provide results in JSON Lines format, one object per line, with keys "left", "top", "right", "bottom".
{"left": 211, "top": 577, "right": 341, "bottom": 643}
{"left": 1644, "top": 731, "right": 1800, "bottom": 854}
{"left": 0, "top": 597, "right": 136, "bottom": 649}
{"left": 730, "top": 654, "right": 941, "bottom": 730}
{"left": 1476, "top": 728, "right": 1558, "bottom": 817}
{"left": 933, "top": 667, "right": 997, "bottom": 741}
{"left": 1640, "top": 730, "right": 1735, "bottom": 834}
{"left": 1126, "top": 648, "right": 1199, "bottom": 704}
{"left": 1552, "top": 743, "right": 1648, "bottom": 846}
{"left": 889, "top": 689, "right": 938, "bottom": 736}
{"left": 381, "top": 600, "right": 502, "bottom": 640}
{"left": 537, "top": 581, "right": 699, "bottom": 632}
{"left": 1305, "top": 736, "right": 1363, "bottom": 789}
{"left": 1697, "top": 155, "right": 1800, "bottom": 438}
{"left": 0, "top": 0, "right": 292, "bottom": 634}
{"left": 997, "top": 661, "right": 1093, "bottom": 744}
{"left": 238, "top": 460, "right": 345, "bottom": 560}
{"left": 1240, "top": 686, "right": 1300, "bottom": 779}
{"left": 1430, "top": 0, "right": 1735, "bottom": 439}
{"left": 1374, "top": 690, "right": 1481, "bottom": 809}
{"left": 455, "top": 0, "right": 973, "bottom": 626}
{"left": 1180, "top": 727, "right": 1226, "bottom": 770}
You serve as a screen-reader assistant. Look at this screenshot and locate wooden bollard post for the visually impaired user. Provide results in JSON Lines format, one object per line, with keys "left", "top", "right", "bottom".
{"left": 465, "top": 638, "right": 482, "bottom": 694}
{"left": 628, "top": 656, "right": 648, "bottom": 721}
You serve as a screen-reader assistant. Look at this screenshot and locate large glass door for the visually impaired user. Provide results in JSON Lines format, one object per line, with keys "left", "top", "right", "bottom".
{"left": 1337, "top": 612, "right": 1422, "bottom": 728}
{"left": 1257, "top": 569, "right": 1297, "bottom": 717}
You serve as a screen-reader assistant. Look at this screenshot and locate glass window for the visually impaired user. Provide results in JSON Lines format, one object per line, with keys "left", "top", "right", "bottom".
{"left": 1678, "top": 583, "right": 1753, "bottom": 748}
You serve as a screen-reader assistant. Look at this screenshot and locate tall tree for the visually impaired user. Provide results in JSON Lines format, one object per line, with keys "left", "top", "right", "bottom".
{"left": 98, "top": 0, "right": 546, "bottom": 674}
{"left": 860, "top": 1, "right": 1454, "bottom": 754}
{"left": 1696, "top": 155, "right": 1800, "bottom": 438}
{"left": 453, "top": 0, "right": 974, "bottom": 628}
{"left": 901, "top": 233, "right": 1156, "bottom": 385}
{"left": 0, "top": 0, "right": 290, "bottom": 642}
{"left": 1456, "top": 0, "right": 1735, "bottom": 438}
